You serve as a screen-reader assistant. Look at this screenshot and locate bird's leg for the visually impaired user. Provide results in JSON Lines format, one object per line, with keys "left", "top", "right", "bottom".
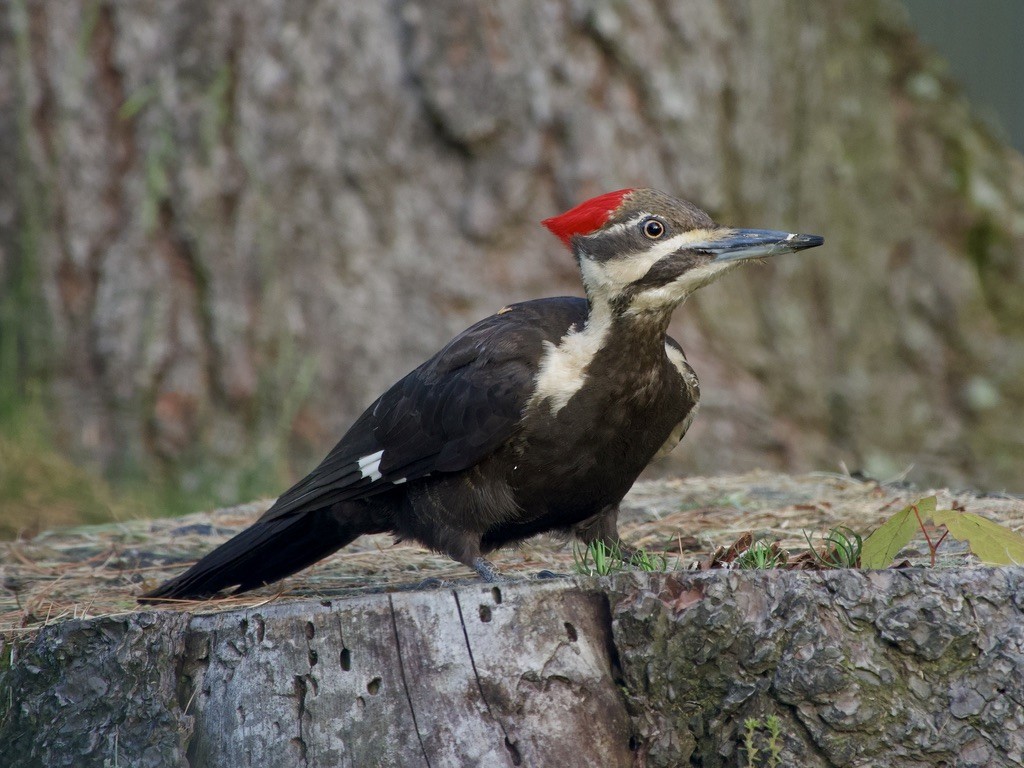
{"left": 530, "top": 505, "right": 636, "bottom": 580}
{"left": 573, "top": 504, "right": 636, "bottom": 561}
{"left": 440, "top": 527, "right": 508, "bottom": 583}
{"left": 472, "top": 556, "right": 506, "bottom": 583}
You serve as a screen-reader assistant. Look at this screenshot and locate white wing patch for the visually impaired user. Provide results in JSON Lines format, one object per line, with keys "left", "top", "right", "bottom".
{"left": 357, "top": 449, "right": 385, "bottom": 482}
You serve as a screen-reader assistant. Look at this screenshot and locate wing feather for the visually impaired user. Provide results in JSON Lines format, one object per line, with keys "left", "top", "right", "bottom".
{"left": 257, "top": 297, "right": 589, "bottom": 523}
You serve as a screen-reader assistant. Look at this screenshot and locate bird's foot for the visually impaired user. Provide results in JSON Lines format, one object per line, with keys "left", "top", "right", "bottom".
{"left": 591, "top": 542, "right": 637, "bottom": 563}
{"left": 535, "top": 569, "right": 568, "bottom": 580}
{"left": 412, "top": 576, "right": 447, "bottom": 590}
{"left": 472, "top": 557, "right": 507, "bottom": 583}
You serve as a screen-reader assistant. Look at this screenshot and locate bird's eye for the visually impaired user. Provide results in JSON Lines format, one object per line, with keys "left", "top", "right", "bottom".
{"left": 642, "top": 218, "right": 666, "bottom": 239}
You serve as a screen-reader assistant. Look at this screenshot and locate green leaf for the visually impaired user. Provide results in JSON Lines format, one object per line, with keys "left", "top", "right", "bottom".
{"left": 929, "top": 510, "right": 1024, "bottom": 565}
{"left": 861, "top": 496, "right": 936, "bottom": 568}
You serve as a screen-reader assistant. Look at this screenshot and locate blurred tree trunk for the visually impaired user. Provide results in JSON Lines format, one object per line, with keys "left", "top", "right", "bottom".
{"left": 2, "top": 0, "right": 1023, "bottom": 495}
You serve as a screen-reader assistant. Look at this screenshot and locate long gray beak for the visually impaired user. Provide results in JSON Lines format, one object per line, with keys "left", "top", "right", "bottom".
{"left": 697, "top": 228, "right": 824, "bottom": 262}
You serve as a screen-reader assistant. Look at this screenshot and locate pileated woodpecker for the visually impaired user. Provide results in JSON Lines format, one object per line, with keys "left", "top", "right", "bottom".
{"left": 142, "top": 188, "right": 823, "bottom": 600}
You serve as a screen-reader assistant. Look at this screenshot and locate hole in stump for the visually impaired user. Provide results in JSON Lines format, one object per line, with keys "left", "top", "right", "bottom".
{"left": 564, "top": 622, "right": 578, "bottom": 642}
{"left": 367, "top": 677, "right": 382, "bottom": 695}
{"left": 491, "top": 586, "right": 503, "bottom": 604}
{"left": 340, "top": 648, "right": 352, "bottom": 671}
{"left": 479, "top": 604, "right": 492, "bottom": 622}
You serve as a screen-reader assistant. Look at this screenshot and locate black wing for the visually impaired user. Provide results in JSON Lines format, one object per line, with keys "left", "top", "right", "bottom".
{"left": 257, "top": 297, "right": 589, "bottom": 522}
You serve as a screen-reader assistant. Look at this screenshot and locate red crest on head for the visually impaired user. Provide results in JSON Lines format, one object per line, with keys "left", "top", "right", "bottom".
{"left": 542, "top": 188, "right": 634, "bottom": 248}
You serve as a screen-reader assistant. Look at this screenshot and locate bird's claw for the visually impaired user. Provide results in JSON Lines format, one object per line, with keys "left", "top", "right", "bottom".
{"left": 472, "top": 557, "right": 507, "bottom": 583}
{"left": 535, "top": 569, "right": 568, "bottom": 580}
{"left": 412, "top": 577, "right": 446, "bottom": 590}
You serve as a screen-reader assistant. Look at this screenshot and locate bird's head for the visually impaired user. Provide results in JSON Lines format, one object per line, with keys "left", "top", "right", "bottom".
{"left": 543, "top": 188, "right": 824, "bottom": 315}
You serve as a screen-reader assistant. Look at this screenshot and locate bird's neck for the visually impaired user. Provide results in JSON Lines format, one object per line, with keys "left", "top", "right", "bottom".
{"left": 585, "top": 294, "right": 673, "bottom": 364}
{"left": 528, "top": 293, "right": 676, "bottom": 415}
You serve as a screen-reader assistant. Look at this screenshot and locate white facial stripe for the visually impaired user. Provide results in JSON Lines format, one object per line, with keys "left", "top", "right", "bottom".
{"left": 580, "top": 212, "right": 653, "bottom": 240}
{"left": 530, "top": 302, "right": 613, "bottom": 415}
{"left": 579, "top": 256, "right": 645, "bottom": 299}
{"left": 582, "top": 216, "right": 726, "bottom": 247}
{"left": 591, "top": 221, "right": 632, "bottom": 239}
{"left": 357, "top": 449, "right": 384, "bottom": 482}
{"left": 624, "top": 260, "right": 739, "bottom": 315}
{"left": 579, "top": 227, "right": 726, "bottom": 296}
{"left": 609, "top": 228, "right": 723, "bottom": 265}
{"left": 659, "top": 227, "right": 723, "bottom": 250}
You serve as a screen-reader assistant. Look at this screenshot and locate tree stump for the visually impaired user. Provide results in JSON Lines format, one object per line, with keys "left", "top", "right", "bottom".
{"left": 4, "top": 569, "right": 1024, "bottom": 767}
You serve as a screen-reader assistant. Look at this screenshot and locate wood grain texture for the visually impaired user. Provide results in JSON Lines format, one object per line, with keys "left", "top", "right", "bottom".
{"left": 171, "top": 581, "right": 629, "bottom": 767}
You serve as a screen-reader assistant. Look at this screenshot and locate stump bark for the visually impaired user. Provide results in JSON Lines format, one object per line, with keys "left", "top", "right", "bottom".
{"left": 4, "top": 570, "right": 1024, "bottom": 767}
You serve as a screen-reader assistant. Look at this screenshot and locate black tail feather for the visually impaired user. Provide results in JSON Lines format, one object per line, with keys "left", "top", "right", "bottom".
{"left": 140, "top": 504, "right": 382, "bottom": 602}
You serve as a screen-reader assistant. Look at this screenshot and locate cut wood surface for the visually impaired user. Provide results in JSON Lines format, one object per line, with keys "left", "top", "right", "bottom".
{"left": 177, "top": 583, "right": 633, "bottom": 767}
{"left": 3, "top": 472, "right": 1023, "bottom": 636}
